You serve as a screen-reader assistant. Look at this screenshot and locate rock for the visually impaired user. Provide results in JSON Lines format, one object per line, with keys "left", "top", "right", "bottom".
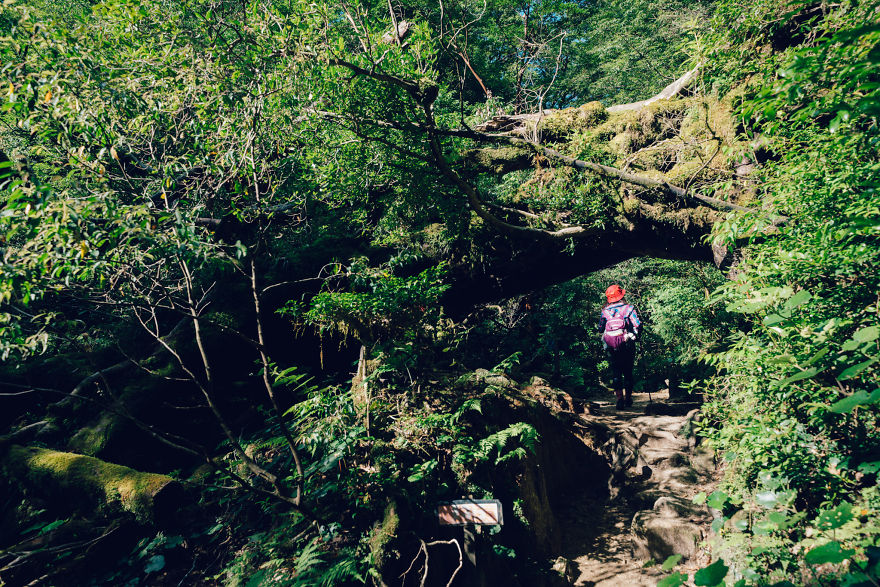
{"left": 523, "top": 381, "right": 577, "bottom": 413}
{"left": 474, "top": 368, "right": 518, "bottom": 389}
{"left": 631, "top": 511, "right": 702, "bottom": 560}
{"left": 653, "top": 496, "right": 705, "bottom": 519}
{"left": 656, "top": 467, "right": 699, "bottom": 494}
{"left": 725, "top": 509, "right": 749, "bottom": 532}
{"left": 369, "top": 502, "right": 400, "bottom": 573}
{"left": 632, "top": 488, "right": 665, "bottom": 509}
{"left": 380, "top": 20, "right": 412, "bottom": 45}
{"left": 638, "top": 447, "right": 688, "bottom": 468}
{"left": 689, "top": 445, "right": 716, "bottom": 477}
{"left": 677, "top": 410, "right": 706, "bottom": 450}
{"left": 588, "top": 401, "right": 611, "bottom": 414}
{"left": 33, "top": 422, "right": 61, "bottom": 443}
{"left": 552, "top": 556, "right": 577, "bottom": 584}
{"left": 68, "top": 413, "right": 116, "bottom": 456}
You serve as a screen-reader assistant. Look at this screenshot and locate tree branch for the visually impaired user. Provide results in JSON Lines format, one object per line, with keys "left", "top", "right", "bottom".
{"left": 249, "top": 254, "right": 305, "bottom": 506}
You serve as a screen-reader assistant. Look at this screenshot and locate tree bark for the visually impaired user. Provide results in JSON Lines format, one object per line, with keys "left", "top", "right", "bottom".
{"left": 441, "top": 220, "right": 713, "bottom": 316}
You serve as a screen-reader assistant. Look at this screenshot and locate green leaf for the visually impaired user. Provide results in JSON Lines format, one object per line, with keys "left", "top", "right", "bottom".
{"left": 842, "top": 339, "right": 862, "bottom": 351}
{"left": 804, "top": 348, "right": 830, "bottom": 366}
{"left": 766, "top": 511, "right": 790, "bottom": 529}
{"left": 692, "top": 492, "right": 707, "bottom": 505}
{"left": 816, "top": 503, "right": 854, "bottom": 530}
{"left": 804, "top": 541, "right": 855, "bottom": 565}
{"left": 858, "top": 461, "right": 880, "bottom": 474}
{"left": 707, "top": 490, "right": 729, "bottom": 510}
{"left": 754, "top": 519, "right": 774, "bottom": 535}
{"left": 756, "top": 490, "right": 780, "bottom": 508}
{"left": 839, "top": 359, "right": 876, "bottom": 380}
{"left": 694, "top": 558, "right": 729, "bottom": 586}
{"left": 784, "top": 289, "right": 812, "bottom": 312}
{"left": 764, "top": 313, "right": 786, "bottom": 326}
{"left": 829, "top": 391, "right": 871, "bottom": 413}
{"left": 777, "top": 367, "right": 818, "bottom": 387}
{"left": 758, "top": 471, "right": 786, "bottom": 490}
{"left": 662, "top": 554, "right": 683, "bottom": 571}
{"left": 38, "top": 519, "right": 67, "bottom": 535}
{"left": 144, "top": 554, "right": 166, "bottom": 574}
{"left": 853, "top": 326, "right": 879, "bottom": 343}
{"left": 658, "top": 572, "right": 686, "bottom": 587}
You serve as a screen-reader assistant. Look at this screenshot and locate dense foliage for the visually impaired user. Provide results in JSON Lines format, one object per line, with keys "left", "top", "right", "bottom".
{"left": 0, "top": 0, "right": 878, "bottom": 584}
{"left": 667, "top": 1, "right": 880, "bottom": 584}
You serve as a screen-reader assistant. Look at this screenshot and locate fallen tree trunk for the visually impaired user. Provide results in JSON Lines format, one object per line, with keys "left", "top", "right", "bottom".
{"left": 607, "top": 64, "right": 701, "bottom": 113}
{"left": 0, "top": 443, "right": 182, "bottom": 523}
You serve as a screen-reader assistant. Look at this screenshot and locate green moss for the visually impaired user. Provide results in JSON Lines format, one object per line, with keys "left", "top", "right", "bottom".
{"left": 636, "top": 202, "right": 718, "bottom": 231}
{"left": 67, "top": 413, "right": 115, "bottom": 456}
{"left": 468, "top": 146, "right": 533, "bottom": 174}
{"left": 368, "top": 502, "right": 400, "bottom": 571}
{"left": 608, "top": 131, "right": 636, "bottom": 156}
{"left": 539, "top": 101, "right": 608, "bottom": 141}
{"left": 622, "top": 198, "right": 641, "bottom": 214}
{"left": 3, "top": 445, "right": 173, "bottom": 521}
{"left": 628, "top": 143, "right": 679, "bottom": 172}
{"left": 188, "top": 463, "right": 213, "bottom": 484}
{"left": 664, "top": 161, "right": 705, "bottom": 184}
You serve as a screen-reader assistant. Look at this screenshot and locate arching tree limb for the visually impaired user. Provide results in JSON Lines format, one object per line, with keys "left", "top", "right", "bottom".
{"left": 606, "top": 64, "right": 701, "bottom": 113}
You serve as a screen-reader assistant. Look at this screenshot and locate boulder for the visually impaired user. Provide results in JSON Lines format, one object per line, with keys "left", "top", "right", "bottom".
{"left": 631, "top": 511, "right": 702, "bottom": 560}
{"left": 653, "top": 496, "right": 706, "bottom": 519}
{"left": 552, "top": 556, "right": 577, "bottom": 584}
{"left": 689, "top": 445, "right": 716, "bottom": 477}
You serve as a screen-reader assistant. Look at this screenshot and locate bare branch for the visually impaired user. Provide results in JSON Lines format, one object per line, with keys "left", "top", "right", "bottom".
{"left": 249, "top": 255, "right": 306, "bottom": 506}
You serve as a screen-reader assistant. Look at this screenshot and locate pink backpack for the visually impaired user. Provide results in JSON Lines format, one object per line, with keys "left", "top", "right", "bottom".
{"left": 602, "top": 304, "right": 633, "bottom": 350}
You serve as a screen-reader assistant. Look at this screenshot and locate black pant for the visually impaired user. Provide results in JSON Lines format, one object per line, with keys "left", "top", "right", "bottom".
{"left": 607, "top": 346, "right": 635, "bottom": 394}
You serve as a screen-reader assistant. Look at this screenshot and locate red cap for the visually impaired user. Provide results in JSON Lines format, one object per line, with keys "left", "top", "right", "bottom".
{"left": 605, "top": 284, "right": 625, "bottom": 303}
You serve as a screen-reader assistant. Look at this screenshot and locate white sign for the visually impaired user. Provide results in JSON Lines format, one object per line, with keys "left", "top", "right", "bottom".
{"left": 437, "top": 499, "right": 503, "bottom": 526}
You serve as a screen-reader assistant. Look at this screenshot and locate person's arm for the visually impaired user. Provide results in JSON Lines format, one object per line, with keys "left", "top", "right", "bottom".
{"left": 628, "top": 306, "right": 643, "bottom": 340}
{"left": 598, "top": 311, "right": 607, "bottom": 333}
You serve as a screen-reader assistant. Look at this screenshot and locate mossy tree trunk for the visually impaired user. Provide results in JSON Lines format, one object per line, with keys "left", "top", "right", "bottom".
{"left": 0, "top": 443, "right": 182, "bottom": 523}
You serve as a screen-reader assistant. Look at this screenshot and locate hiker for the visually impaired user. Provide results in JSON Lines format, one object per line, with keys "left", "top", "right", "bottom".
{"left": 598, "top": 284, "right": 642, "bottom": 410}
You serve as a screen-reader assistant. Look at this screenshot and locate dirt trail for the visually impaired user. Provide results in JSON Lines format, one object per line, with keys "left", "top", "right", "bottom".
{"left": 559, "top": 390, "right": 717, "bottom": 586}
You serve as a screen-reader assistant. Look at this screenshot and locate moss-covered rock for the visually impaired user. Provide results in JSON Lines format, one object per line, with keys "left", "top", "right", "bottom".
{"left": 539, "top": 102, "right": 608, "bottom": 141}
{"left": 1, "top": 444, "right": 180, "bottom": 522}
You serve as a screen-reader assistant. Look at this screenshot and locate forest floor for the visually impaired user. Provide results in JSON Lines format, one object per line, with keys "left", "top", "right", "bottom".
{"left": 558, "top": 390, "right": 717, "bottom": 586}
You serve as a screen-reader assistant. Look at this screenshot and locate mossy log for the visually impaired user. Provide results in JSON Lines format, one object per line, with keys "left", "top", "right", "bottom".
{"left": 0, "top": 444, "right": 181, "bottom": 522}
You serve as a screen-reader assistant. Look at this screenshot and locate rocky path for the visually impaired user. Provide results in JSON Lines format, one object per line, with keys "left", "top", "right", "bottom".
{"left": 559, "top": 390, "right": 718, "bottom": 586}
